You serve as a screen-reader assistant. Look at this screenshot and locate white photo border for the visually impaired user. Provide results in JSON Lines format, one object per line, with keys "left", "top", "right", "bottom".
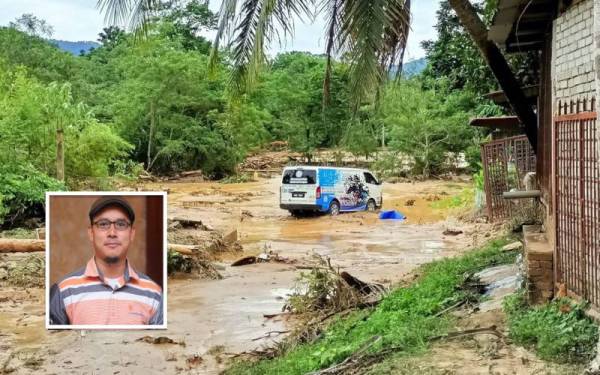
{"left": 45, "top": 191, "right": 168, "bottom": 330}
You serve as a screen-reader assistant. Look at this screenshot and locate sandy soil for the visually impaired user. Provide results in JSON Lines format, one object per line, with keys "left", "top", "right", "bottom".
{"left": 0, "top": 177, "right": 515, "bottom": 374}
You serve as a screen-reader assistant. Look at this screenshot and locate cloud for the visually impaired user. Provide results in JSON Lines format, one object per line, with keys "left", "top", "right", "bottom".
{"left": 0, "top": 0, "right": 105, "bottom": 41}
{"left": 0, "top": 0, "right": 440, "bottom": 59}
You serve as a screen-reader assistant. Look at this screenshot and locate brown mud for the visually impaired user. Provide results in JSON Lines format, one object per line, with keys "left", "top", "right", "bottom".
{"left": 1, "top": 177, "right": 505, "bottom": 374}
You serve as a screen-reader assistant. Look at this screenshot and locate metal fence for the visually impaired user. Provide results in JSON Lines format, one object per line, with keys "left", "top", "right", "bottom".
{"left": 554, "top": 98, "right": 600, "bottom": 305}
{"left": 481, "top": 135, "right": 536, "bottom": 221}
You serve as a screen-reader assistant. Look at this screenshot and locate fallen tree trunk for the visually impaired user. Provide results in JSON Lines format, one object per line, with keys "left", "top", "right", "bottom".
{"left": 168, "top": 244, "right": 201, "bottom": 256}
{"left": 0, "top": 239, "right": 45, "bottom": 253}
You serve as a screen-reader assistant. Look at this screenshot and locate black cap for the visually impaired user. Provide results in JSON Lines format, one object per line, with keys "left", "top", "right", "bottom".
{"left": 89, "top": 197, "right": 135, "bottom": 224}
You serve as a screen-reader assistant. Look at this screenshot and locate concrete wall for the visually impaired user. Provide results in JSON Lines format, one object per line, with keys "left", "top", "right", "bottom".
{"left": 552, "top": 0, "right": 595, "bottom": 104}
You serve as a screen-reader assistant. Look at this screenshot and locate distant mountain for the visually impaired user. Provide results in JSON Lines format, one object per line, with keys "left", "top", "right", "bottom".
{"left": 50, "top": 40, "right": 100, "bottom": 55}
{"left": 402, "top": 57, "right": 427, "bottom": 77}
{"left": 387, "top": 57, "right": 428, "bottom": 79}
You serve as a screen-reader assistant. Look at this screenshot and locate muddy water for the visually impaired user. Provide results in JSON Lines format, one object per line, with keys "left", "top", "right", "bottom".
{"left": 2, "top": 177, "right": 488, "bottom": 374}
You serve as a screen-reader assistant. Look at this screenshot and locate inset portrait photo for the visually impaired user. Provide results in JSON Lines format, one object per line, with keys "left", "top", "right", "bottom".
{"left": 45, "top": 193, "right": 167, "bottom": 329}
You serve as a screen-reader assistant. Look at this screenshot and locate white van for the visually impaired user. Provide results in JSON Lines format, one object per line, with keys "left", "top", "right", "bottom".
{"left": 279, "top": 166, "right": 383, "bottom": 215}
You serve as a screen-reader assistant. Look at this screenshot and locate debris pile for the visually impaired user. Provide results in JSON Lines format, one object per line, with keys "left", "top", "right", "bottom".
{"left": 240, "top": 151, "right": 300, "bottom": 171}
{"left": 168, "top": 249, "right": 222, "bottom": 280}
{"left": 136, "top": 335, "right": 186, "bottom": 346}
{"left": 285, "top": 254, "right": 386, "bottom": 316}
{"left": 230, "top": 251, "right": 295, "bottom": 267}
{"left": 0, "top": 253, "right": 45, "bottom": 287}
{"left": 168, "top": 221, "right": 243, "bottom": 254}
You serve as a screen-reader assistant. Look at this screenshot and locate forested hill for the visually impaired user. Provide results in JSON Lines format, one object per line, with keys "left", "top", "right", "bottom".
{"left": 403, "top": 58, "right": 427, "bottom": 77}
{"left": 50, "top": 40, "right": 99, "bottom": 55}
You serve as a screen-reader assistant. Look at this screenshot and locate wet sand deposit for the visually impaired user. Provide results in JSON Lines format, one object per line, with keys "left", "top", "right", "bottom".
{"left": 1, "top": 177, "right": 495, "bottom": 374}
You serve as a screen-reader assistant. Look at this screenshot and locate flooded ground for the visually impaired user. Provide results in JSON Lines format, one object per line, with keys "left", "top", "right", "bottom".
{"left": 1, "top": 177, "right": 499, "bottom": 374}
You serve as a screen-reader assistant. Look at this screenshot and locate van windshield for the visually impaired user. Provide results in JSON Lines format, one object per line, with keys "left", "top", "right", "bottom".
{"left": 282, "top": 169, "right": 316, "bottom": 184}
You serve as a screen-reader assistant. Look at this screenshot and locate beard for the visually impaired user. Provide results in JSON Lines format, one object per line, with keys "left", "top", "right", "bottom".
{"left": 104, "top": 256, "right": 120, "bottom": 264}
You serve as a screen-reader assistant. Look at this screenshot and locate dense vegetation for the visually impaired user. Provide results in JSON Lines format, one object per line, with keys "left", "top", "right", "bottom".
{"left": 0, "top": 0, "right": 531, "bottom": 226}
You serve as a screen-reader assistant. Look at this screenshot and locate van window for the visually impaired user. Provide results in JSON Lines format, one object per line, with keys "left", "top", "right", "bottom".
{"left": 364, "top": 172, "right": 379, "bottom": 185}
{"left": 282, "top": 169, "right": 316, "bottom": 184}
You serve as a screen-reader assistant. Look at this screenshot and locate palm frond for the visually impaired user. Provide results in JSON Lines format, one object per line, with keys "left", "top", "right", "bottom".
{"left": 381, "top": 0, "right": 411, "bottom": 79}
{"left": 97, "top": 0, "right": 134, "bottom": 26}
{"left": 208, "top": 0, "right": 239, "bottom": 74}
{"left": 336, "top": 0, "right": 411, "bottom": 110}
{"left": 321, "top": 0, "right": 343, "bottom": 108}
{"left": 97, "top": 0, "right": 165, "bottom": 36}
{"left": 224, "top": 0, "right": 313, "bottom": 95}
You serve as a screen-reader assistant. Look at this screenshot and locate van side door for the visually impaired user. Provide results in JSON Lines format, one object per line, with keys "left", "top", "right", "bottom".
{"left": 363, "top": 171, "right": 382, "bottom": 207}
{"left": 339, "top": 170, "right": 369, "bottom": 210}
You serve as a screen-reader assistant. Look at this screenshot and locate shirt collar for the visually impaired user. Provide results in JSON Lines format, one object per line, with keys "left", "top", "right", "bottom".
{"left": 85, "top": 257, "right": 140, "bottom": 282}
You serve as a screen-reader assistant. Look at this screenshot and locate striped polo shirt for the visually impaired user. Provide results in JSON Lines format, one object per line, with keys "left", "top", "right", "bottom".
{"left": 49, "top": 257, "right": 163, "bottom": 326}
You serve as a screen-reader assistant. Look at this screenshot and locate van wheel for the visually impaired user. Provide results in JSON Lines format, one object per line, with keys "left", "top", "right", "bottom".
{"left": 328, "top": 200, "right": 340, "bottom": 216}
{"left": 366, "top": 199, "right": 376, "bottom": 212}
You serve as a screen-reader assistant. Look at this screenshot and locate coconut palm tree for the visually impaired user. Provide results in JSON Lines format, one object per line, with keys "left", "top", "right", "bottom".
{"left": 97, "top": 0, "right": 537, "bottom": 148}
{"left": 97, "top": 0, "right": 411, "bottom": 108}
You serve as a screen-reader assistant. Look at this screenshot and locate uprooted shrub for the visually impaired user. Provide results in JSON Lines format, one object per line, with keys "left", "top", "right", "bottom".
{"left": 285, "top": 256, "right": 366, "bottom": 316}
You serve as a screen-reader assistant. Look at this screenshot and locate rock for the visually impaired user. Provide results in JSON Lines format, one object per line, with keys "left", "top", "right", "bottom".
{"left": 502, "top": 242, "right": 522, "bottom": 252}
{"left": 223, "top": 229, "right": 238, "bottom": 245}
{"left": 443, "top": 229, "right": 463, "bottom": 236}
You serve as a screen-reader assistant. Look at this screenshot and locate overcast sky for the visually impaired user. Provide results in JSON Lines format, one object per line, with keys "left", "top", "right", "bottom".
{"left": 0, "top": 0, "right": 441, "bottom": 60}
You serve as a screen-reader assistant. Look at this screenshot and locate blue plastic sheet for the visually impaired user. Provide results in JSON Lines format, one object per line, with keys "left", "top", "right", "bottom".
{"left": 378, "top": 210, "right": 406, "bottom": 220}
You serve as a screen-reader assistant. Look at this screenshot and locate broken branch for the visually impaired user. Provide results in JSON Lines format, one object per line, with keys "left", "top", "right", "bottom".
{"left": 251, "top": 330, "right": 291, "bottom": 341}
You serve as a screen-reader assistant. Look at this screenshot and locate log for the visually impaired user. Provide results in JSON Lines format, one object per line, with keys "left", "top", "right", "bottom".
{"left": 180, "top": 170, "right": 203, "bottom": 177}
{"left": 168, "top": 244, "right": 200, "bottom": 256}
{"left": 231, "top": 256, "right": 256, "bottom": 267}
{"left": 0, "top": 239, "right": 45, "bottom": 253}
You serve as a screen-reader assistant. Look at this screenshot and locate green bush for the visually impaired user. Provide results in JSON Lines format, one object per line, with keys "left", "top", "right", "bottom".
{"left": 504, "top": 292, "right": 598, "bottom": 363}
{"left": 0, "top": 164, "right": 65, "bottom": 226}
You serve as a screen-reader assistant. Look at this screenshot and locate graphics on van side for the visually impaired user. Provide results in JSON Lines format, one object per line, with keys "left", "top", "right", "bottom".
{"left": 340, "top": 174, "right": 369, "bottom": 209}
{"left": 316, "top": 169, "right": 372, "bottom": 211}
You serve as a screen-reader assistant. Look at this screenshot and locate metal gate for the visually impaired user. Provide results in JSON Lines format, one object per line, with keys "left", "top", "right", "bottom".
{"left": 481, "top": 135, "right": 536, "bottom": 221}
{"left": 554, "top": 99, "right": 600, "bottom": 305}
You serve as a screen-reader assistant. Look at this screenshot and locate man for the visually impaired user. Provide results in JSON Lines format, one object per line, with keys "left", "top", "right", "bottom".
{"left": 49, "top": 197, "right": 163, "bottom": 326}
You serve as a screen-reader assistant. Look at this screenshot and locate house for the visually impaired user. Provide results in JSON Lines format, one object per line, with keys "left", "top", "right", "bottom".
{"left": 478, "top": 0, "right": 599, "bottom": 305}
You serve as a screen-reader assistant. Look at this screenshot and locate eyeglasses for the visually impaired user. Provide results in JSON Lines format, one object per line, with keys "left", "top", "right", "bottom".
{"left": 93, "top": 219, "right": 131, "bottom": 231}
